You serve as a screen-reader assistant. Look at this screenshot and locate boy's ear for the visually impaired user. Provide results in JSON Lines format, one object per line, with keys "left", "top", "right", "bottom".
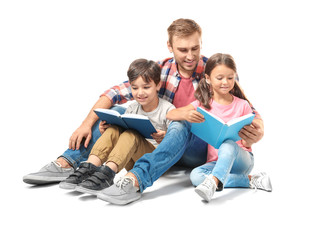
{"left": 167, "top": 41, "right": 173, "bottom": 53}
{"left": 156, "top": 81, "right": 162, "bottom": 91}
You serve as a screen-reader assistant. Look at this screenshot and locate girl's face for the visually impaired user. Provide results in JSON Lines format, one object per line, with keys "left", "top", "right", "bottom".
{"left": 130, "top": 76, "right": 161, "bottom": 112}
{"left": 205, "top": 64, "right": 236, "bottom": 97}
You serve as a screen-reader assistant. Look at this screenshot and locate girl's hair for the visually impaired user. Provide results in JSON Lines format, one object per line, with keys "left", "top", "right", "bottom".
{"left": 195, "top": 53, "right": 251, "bottom": 109}
{"left": 127, "top": 59, "right": 161, "bottom": 85}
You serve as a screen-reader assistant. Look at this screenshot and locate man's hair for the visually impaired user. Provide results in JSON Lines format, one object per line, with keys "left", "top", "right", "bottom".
{"left": 167, "top": 18, "right": 202, "bottom": 46}
{"left": 127, "top": 59, "right": 161, "bottom": 85}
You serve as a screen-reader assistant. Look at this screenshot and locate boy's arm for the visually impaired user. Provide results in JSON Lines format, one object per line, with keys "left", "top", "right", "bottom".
{"left": 69, "top": 81, "right": 133, "bottom": 150}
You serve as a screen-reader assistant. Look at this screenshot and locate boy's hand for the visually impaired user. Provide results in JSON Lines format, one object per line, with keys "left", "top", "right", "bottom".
{"left": 99, "top": 121, "right": 111, "bottom": 134}
{"left": 151, "top": 129, "right": 166, "bottom": 144}
{"left": 186, "top": 110, "right": 205, "bottom": 123}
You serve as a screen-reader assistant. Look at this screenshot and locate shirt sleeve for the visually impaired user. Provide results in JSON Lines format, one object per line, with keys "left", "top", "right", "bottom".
{"left": 190, "top": 100, "right": 200, "bottom": 110}
{"left": 165, "top": 104, "right": 176, "bottom": 127}
{"left": 101, "top": 81, "right": 134, "bottom": 105}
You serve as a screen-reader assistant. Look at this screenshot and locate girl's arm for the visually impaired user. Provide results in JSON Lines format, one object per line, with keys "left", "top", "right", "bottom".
{"left": 166, "top": 104, "right": 205, "bottom": 123}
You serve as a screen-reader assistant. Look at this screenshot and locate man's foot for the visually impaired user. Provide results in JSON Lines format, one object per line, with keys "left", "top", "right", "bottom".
{"left": 249, "top": 172, "right": 272, "bottom": 192}
{"left": 194, "top": 174, "right": 217, "bottom": 202}
{"left": 75, "top": 165, "right": 116, "bottom": 195}
{"left": 59, "top": 162, "right": 98, "bottom": 190}
{"left": 23, "top": 161, "right": 74, "bottom": 185}
{"left": 97, "top": 176, "right": 141, "bottom": 205}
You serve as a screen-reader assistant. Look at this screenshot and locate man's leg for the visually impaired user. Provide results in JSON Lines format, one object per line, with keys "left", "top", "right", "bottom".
{"left": 97, "top": 120, "right": 208, "bottom": 205}
{"left": 23, "top": 105, "right": 126, "bottom": 185}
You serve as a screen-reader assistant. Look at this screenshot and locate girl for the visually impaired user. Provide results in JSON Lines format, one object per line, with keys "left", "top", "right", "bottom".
{"left": 167, "top": 53, "right": 272, "bottom": 202}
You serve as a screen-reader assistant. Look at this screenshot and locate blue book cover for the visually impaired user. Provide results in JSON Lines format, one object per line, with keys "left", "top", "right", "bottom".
{"left": 94, "top": 109, "right": 157, "bottom": 139}
{"left": 191, "top": 107, "right": 255, "bottom": 149}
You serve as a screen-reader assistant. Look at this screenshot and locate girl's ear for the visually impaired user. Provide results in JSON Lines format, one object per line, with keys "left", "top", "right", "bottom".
{"left": 205, "top": 74, "right": 210, "bottom": 84}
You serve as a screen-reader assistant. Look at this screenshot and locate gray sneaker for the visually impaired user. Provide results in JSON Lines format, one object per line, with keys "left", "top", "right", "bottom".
{"left": 97, "top": 176, "right": 141, "bottom": 205}
{"left": 23, "top": 161, "right": 74, "bottom": 185}
{"left": 194, "top": 174, "right": 217, "bottom": 202}
{"left": 249, "top": 172, "right": 272, "bottom": 192}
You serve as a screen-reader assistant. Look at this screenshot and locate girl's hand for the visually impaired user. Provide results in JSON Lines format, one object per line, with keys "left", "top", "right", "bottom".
{"left": 185, "top": 110, "right": 205, "bottom": 123}
{"left": 151, "top": 129, "right": 166, "bottom": 144}
{"left": 99, "top": 121, "right": 111, "bottom": 134}
{"left": 239, "top": 119, "right": 264, "bottom": 147}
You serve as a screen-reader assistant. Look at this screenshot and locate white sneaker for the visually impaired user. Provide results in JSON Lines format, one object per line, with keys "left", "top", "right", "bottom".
{"left": 249, "top": 172, "right": 272, "bottom": 192}
{"left": 194, "top": 175, "right": 217, "bottom": 202}
{"left": 97, "top": 176, "right": 141, "bottom": 205}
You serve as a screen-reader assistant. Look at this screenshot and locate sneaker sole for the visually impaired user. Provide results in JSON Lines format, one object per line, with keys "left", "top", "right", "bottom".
{"left": 195, "top": 188, "right": 211, "bottom": 202}
{"left": 97, "top": 192, "right": 141, "bottom": 205}
{"left": 23, "top": 175, "right": 67, "bottom": 185}
{"left": 59, "top": 182, "right": 77, "bottom": 190}
{"left": 75, "top": 186, "right": 101, "bottom": 195}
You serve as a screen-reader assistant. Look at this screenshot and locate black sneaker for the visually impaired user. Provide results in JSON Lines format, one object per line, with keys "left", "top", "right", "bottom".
{"left": 75, "top": 165, "right": 116, "bottom": 195}
{"left": 59, "top": 162, "right": 99, "bottom": 190}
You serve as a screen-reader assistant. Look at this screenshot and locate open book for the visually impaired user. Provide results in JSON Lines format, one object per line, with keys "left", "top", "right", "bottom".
{"left": 191, "top": 107, "right": 255, "bottom": 149}
{"left": 94, "top": 108, "right": 157, "bottom": 139}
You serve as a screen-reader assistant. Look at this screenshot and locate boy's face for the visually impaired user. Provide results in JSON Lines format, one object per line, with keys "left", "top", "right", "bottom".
{"left": 167, "top": 31, "right": 202, "bottom": 78}
{"left": 131, "top": 77, "right": 161, "bottom": 110}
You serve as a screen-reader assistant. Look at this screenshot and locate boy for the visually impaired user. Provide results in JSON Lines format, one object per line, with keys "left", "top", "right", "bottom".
{"left": 59, "top": 59, "right": 175, "bottom": 194}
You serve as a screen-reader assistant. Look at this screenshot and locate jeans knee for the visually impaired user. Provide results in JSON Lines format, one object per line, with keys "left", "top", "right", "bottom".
{"left": 219, "top": 140, "right": 238, "bottom": 155}
{"left": 190, "top": 168, "right": 205, "bottom": 187}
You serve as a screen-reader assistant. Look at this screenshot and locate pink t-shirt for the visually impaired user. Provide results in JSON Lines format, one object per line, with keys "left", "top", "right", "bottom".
{"left": 191, "top": 96, "right": 253, "bottom": 163}
{"left": 172, "top": 76, "right": 196, "bottom": 108}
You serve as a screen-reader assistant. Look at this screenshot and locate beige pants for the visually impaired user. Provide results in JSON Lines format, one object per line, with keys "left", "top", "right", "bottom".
{"left": 90, "top": 125, "right": 156, "bottom": 172}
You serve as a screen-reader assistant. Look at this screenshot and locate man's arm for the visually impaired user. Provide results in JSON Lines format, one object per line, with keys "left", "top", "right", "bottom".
{"left": 69, "top": 81, "right": 133, "bottom": 150}
{"left": 239, "top": 118, "right": 264, "bottom": 148}
{"left": 69, "top": 95, "right": 112, "bottom": 150}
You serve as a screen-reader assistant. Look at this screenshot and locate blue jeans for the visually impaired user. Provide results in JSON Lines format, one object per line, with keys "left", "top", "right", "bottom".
{"left": 130, "top": 120, "right": 207, "bottom": 192}
{"left": 190, "top": 140, "right": 254, "bottom": 188}
{"left": 59, "top": 105, "right": 126, "bottom": 169}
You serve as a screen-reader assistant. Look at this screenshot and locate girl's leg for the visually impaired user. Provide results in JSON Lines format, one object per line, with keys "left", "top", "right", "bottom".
{"left": 190, "top": 161, "right": 216, "bottom": 187}
{"left": 212, "top": 140, "right": 254, "bottom": 188}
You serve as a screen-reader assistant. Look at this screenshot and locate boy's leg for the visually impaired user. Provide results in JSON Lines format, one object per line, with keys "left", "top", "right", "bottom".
{"left": 105, "top": 130, "right": 156, "bottom": 172}
{"left": 23, "top": 105, "right": 126, "bottom": 185}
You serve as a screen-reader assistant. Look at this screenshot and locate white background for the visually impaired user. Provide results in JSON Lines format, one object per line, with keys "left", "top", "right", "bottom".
{"left": 1, "top": 0, "right": 331, "bottom": 239}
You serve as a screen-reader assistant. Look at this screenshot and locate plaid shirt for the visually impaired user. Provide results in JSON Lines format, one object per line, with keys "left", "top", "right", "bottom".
{"left": 101, "top": 56, "right": 261, "bottom": 119}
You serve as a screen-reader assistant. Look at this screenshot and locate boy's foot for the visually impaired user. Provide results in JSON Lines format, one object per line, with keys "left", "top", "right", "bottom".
{"left": 249, "top": 172, "right": 272, "bottom": 192}
{"left": 59, "top": 162, "right": 98, "bottom": 190}
{"left": 23, "top": 161, "right": 74, "bottom": 185}
{"left": 75, "top": 165, "right": 116, "bottom": 195}
{"left": 194, "top": 175, "right": 217, "bottom": 202}
{"left": 97, "top": 176, "right": 141, "bottom": 205}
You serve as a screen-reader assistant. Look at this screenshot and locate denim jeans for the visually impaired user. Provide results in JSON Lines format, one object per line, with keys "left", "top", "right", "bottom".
{"left": 59, "top": 105, "right": 126, "bottom": 169}
{"left": 130, "top": 120, "right": 207, "bottom": 192}
{"left": 190, "top": 140, "right": 254, "bottom": 188}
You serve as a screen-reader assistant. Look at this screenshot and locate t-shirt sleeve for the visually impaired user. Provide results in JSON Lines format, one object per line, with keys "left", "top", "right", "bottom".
{"left": 190, "top": 100, "right": 200, "bottom": 110}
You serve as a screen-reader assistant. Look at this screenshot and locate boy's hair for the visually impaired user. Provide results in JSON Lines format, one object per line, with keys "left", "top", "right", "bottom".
{"left": 195, "top": 53, "right": 251, "bottom": 109}
{"left": 127, "top": 59, "right": 161, "bottom": 85}
{"left": 167, "top": 18, "right": 202, "bottom": 46}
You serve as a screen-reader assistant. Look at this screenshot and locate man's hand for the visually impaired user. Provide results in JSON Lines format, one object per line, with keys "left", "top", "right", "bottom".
{"left": 151, "top": 130, "right": 167, "bottom": 144}
{"left": 69, "top": 123, "right": 92, "bottom": 150}
{"left": 239, "top": 119, "right": 264, "bottom": 148}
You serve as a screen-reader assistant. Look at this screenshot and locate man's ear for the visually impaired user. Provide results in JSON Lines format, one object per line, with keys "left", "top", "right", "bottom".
{"left": 167, "top": 41, "right": 173, "bottom": 53}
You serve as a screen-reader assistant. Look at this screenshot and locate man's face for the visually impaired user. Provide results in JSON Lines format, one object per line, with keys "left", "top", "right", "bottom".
{"left": 167, "top": 32, "right": 202, "bottom": 78}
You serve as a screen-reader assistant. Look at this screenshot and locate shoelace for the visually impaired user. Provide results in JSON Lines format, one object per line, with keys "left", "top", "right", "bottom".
{"left": 116, "top": 177, "right": 136, "bottom": 190}
{"left": 250, "top": 176, "right": 262, "bottom": 191}
{"left": 201, "top": 176, "right": 216, "bottom": 190}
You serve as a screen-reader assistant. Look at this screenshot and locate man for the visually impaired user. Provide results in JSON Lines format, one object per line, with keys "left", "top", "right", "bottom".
{"left": 23, "top": 19, "right": 264, "bottom": 194}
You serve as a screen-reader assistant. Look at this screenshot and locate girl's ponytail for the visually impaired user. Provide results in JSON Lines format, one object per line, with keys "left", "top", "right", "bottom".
{"left": 194, "top": 77, "right": 213, "bottom": 109}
